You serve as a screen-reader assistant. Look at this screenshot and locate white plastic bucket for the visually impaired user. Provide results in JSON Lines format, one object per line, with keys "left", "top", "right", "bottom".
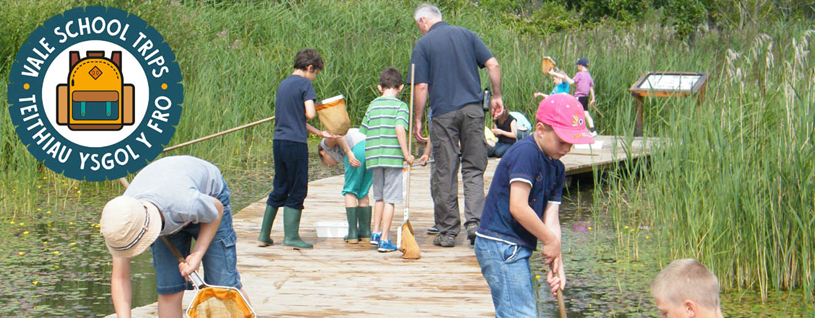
{"left": 314, "top": 221, "right": 348, "bottom": 238}
{"left": 574, "top": 140, "right": 604, "bottom": 150}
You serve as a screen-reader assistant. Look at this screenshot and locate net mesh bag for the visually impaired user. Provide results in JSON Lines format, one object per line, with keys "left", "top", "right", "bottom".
{"left": 315, "top": 95, "right": 350, "bottom": 136}
{"left": 541, "top": 56, "right": 557, "bottom": 74}
{"left": 187, "top": 287, "right": 254, "bottom": 318}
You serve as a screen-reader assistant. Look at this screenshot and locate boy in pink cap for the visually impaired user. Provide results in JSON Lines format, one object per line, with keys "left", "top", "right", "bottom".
{"left": 474, "top": 93, "right": 593, "bottom": 317}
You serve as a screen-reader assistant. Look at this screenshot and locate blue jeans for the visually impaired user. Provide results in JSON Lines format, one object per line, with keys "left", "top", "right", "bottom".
{"left": 488, "top": 142, "right": 513, "bottom": 158}
{"left": 474, "top": 237, "right": 536, "bottom": 318}
{"left": 151, "top": 180, "right": 242, "bottom": 294}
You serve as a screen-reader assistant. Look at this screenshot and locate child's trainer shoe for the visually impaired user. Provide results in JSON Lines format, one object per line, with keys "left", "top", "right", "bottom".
{"left": 370, "top": 232, "right": 381, "bottom": 246}
{"left": 378, "top": 239, "right": 397, "bottom": 252}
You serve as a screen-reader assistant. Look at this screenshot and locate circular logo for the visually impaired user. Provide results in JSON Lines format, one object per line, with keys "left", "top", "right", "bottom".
{"left": 7, "top": 7, "right": 183, "bottom": 181}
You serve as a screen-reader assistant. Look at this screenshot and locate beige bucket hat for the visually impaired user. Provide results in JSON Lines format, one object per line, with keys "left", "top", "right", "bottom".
{"left": 100, "top": 196, "right": 162, "bottom": 258}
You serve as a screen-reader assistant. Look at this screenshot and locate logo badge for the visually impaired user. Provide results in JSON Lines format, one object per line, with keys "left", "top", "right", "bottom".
{"left": 571, "top": 114, "right": 584, "bottom": 127}
{"left": 88, "top": 65, "right": 103, "bottom": 80}
{"left": 7, "top": 7, "right": 183, "bottom": 181}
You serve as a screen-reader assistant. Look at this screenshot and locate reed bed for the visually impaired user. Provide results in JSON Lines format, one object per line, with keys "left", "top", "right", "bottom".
{"left": 597, "top": 25, "right": 815, "bottom": 303}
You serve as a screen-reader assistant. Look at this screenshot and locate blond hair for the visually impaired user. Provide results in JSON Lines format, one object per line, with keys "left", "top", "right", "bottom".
{"left": 651, "top": 259, "right": 721, "bottom": 310}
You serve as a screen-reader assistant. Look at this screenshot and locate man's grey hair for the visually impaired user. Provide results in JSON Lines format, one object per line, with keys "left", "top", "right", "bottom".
{"left": 414, "top": 4, "right": 442, "bottom": 22}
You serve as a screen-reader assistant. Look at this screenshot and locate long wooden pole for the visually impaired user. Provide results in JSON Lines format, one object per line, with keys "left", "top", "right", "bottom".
{"left": 115, "top": 115, "right": 276, "bottom": 187}
{"left": 406, "top": 64, "right": 415, "bottom": 210}
{"left": 162, "top": 116, "right": 275, "bottom": 152}
{"left": 557, "top": 291, "right": 567, "bottom": 318}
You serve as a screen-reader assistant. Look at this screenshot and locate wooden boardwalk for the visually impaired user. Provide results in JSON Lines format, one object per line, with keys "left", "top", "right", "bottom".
{"left": 110, "top": 135, "right": 656, "bottom": 318}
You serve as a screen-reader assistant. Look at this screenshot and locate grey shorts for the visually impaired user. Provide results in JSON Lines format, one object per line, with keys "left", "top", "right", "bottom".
{"left": 371, "top": 167, "right": 403, "bottom": 204}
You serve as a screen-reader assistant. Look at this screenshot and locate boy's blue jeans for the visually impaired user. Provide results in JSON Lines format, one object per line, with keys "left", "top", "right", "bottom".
{"left": 151, "top": 179, "right": 242, "bottom": 294}
{"left": 474, "top": 236, "right": 536, "bottom": 318}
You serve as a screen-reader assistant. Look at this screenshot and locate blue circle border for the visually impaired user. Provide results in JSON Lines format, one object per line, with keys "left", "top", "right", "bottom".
{"left": 7, "top": 6, "right": 183, "bottom": 182}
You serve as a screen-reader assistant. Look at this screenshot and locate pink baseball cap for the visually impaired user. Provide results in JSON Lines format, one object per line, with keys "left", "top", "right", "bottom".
{"left": 536, "top": 93, "right": 595, "bottom": 144}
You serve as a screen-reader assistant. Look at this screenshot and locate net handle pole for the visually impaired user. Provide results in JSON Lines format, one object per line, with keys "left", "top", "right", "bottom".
{"left": 406, "top": 63, "right": 415, "bottom": 211}
{"left": 162, "top": 116, "right": 275, "bottom": 153}
{"left": 113, "top": 116, "right": 276, "bottom": 190}
{"left": 161, "top": 236, "right": 206, "bottom": 288}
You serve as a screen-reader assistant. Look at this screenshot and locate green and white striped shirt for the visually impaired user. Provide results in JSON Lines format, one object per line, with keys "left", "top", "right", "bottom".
{"left": 359, "top": 97, "right": 409, "bottom": 169}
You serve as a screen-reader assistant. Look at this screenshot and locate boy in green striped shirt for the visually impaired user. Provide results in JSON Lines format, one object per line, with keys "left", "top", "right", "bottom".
{"left": 359, "top": 67, "right": 415, "bottom": 252}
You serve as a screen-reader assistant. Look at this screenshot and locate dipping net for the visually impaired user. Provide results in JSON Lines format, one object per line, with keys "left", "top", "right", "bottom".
{"left": 187, "top": 286, "right": 254, "bottom": 318}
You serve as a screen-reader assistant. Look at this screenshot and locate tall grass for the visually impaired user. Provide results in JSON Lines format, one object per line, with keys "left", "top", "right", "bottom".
{"left": 597, "top": 25, "right": 815, "bottom": 303}
{"left": 0, "top": 0, "right": 629, "bottom": 217}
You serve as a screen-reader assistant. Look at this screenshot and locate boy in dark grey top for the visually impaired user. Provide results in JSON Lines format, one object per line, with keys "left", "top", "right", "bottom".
{"left": 124, "top": 156, "right": 223, "bottom": 236}
{"left": 100, "top": 155, "right": 250, "bottom": 317}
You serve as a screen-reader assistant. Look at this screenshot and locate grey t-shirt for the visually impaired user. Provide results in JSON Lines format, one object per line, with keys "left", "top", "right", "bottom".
{"left": 320, "top": 128, "right": 366, "bottom": 163}
{"left": 124, "top": 156, "right": 223, "bottom": 236}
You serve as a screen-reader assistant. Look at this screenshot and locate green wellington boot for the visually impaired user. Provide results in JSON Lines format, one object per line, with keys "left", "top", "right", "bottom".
{"left": 257, "top": 205, "right": 278, "bottom": 247}
{"left": 283, "top": 207, "right": 313, "bottom": 249}
{"left": 356, "top": 206, "right": 372, "bottom": 244}
{"left": 344, "top": 207, "right": 359, "bottom": 244}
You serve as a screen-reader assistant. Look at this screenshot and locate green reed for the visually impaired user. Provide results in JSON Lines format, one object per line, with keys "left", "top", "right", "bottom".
{"left": 0, "top": 0, "right": 602, "bottom": 217}
{"left": 595, "top": 24, "right": 815, "bottom": 303}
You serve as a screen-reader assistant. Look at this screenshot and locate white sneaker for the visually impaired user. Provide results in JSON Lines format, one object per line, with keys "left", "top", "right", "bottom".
{"left": 590, "top": 131, "right": 598, "bottom": 137}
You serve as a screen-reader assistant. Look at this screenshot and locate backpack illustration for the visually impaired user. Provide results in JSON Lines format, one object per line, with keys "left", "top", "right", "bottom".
{"left": 57, "top": 51, "right": 135, "bottom": 130}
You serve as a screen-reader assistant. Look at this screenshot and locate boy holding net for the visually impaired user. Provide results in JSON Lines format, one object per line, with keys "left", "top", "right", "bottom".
{"left": 257, "top": 48, "right": 338, "bottom": 250}
{"left": 360, "top": 67, "right": 414, "bottom": 253}
{"left": 100, "top": 155, "right": 251, "bottom": 318}
{"left": 475, "top": 94, "right": 595, "bottom": 317}
{"left": 534, "top": 69, "right": 572, "bottom": 100}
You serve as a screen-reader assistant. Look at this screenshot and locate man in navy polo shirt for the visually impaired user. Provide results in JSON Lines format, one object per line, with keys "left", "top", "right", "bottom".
{"left": 410, "top": 3, "right": 505, "bottom": 247}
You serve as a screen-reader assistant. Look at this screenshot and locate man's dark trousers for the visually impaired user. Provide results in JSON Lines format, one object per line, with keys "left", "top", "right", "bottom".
{"left": 430, "top": 103, "right": 487, "bottom": 237}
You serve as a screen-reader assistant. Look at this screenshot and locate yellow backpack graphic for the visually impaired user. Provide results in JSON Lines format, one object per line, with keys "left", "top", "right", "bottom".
{"left": 57, "top": 51, "right": 135, "bottom": 130}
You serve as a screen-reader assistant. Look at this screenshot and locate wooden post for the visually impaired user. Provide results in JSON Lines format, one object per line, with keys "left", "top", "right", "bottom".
{"left": 629, "top": 72, "right": 710, "bottom": 138}
{"left": 633, "top": 93, "right": 644, "bottom": 137}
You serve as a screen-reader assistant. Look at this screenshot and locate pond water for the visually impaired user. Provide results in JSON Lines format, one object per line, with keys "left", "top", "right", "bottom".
{"left": 534, "top": 177, "right": 812, "bottom": 317}
{"left": 0, "top": 153, "right": 339, "bottom": 317}
{"left": 0, "top": 174, "right": 810, "bottom": 317}
{"left": 0, "top": 208, "right": 156, "bottom": 317}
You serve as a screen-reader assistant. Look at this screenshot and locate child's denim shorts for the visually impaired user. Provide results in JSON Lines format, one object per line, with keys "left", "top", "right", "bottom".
{"left": 150, "top": 179, "right": 242, "bottom": 295}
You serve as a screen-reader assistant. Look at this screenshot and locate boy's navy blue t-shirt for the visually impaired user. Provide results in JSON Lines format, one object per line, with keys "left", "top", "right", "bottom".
{"left": 477, "top": 135, "right": 566, "bottom": 250}
{"left": 274, "top": 74, "right": 316, "bottom": 144}
{"left": 410, "top": 22, "right": 494, "bottom": 118}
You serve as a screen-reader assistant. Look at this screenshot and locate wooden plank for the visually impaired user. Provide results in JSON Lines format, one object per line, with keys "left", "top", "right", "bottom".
{"left": 110, "top": 135, "right": 657, "bottom": 318}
